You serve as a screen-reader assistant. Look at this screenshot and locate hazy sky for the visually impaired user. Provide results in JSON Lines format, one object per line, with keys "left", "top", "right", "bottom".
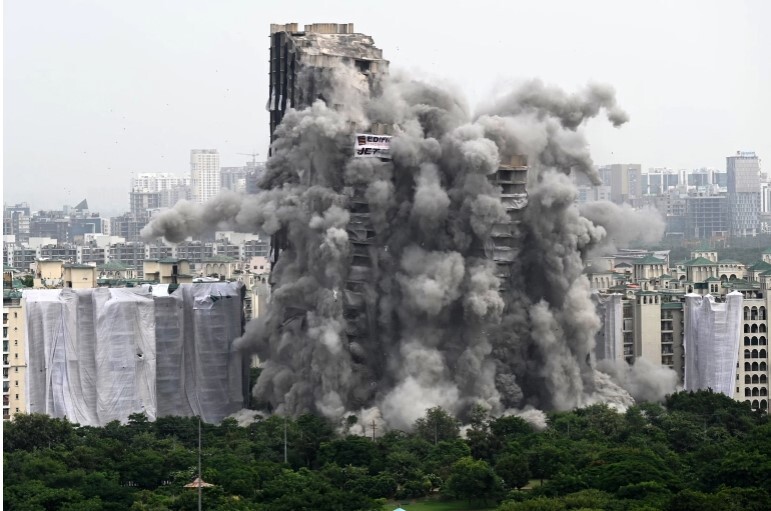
{"left": 4, "top": 0, "right": 769, "bottom": 216}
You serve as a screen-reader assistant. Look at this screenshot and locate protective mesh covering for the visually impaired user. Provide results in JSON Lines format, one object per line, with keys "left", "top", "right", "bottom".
{"left": 593, "top": 292, "right": 624, "bottom": 361}
{"left": 24, "top": 282, "right": 246, "bottom": 425}
{"left": 683, "top": 292, "right": 742, "bottom": 396}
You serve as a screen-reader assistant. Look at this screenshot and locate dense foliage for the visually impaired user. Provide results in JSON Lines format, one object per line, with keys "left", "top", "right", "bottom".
{"left": 3, "top": 390, "right": 769, "bottom": 510}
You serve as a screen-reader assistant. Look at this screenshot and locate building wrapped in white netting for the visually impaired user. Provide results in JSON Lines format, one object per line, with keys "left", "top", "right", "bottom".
{"left": 683, "top": 291, "right": 743, "bottom": 396}
{"left": 24, "top": 282, "right": 247, "bottom": 426}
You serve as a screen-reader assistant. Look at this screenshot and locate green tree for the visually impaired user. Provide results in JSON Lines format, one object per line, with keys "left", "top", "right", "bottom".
{"left": 413, "top": 407, "right": 460, "bottom": 444}
{"left": 444, "top": 456, "right": 502, "bottom": 502}
{"left": 583, "top": 447, "right": 678, "bottom": 493}
{"left": 490, "top": 415, "right": 534, "bottom": 443}
{"left": 318, "top": 435, "right": 378, "bottom": 468}
{"left": 425, "top": 438, "right": 471, "bottom": 479}
{"left": 497, "top": 496, "right": 566, "bottom": 511}
{"left": 3, "top": 413, "right": 77, "bottom": 451}
{"left": 527, "top": 443, "right": 564, "bottom": 484}
{"left": 495, "top": 453, "right": 531, "bottom": 490}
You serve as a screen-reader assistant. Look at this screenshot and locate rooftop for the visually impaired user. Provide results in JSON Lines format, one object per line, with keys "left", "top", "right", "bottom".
{"left": 749, "top": 260, "right": 771, "bottom": 272}
{"left": 202, "top": 255, "right": 237, "bottom": 263}
{"left": 635, "top": 255, "right": 666, "bottom": 265}
{"left": 684, "top": 257, "right": 717, "bottom": 266}
{"left": 97, "top": 261, "right": 129, "bottom": 271}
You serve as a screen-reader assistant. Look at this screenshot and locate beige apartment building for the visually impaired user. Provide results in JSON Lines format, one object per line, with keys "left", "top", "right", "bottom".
{"left": 63, "top": 263, "right": 97, "bottom": 289}
{"left": 143, "top": 258, "right": 193, "bottom": 284}
{"left": 593, "top": 249, "right": 770, "bottom": 412}
{"left": 3, "top": 289, "right": 26, "bottom": 420}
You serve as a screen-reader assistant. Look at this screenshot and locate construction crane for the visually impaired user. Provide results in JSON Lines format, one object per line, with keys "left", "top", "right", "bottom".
{"left": 237, "top": 152, "right": 260, "bottom": 166}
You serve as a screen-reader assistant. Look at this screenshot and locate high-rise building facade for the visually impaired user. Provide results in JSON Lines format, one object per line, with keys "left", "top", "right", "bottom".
{"left": 268, "top": 23, "right": 388, "bottom": 146}
{"left": 220, "top": 166, "right": 248, "bottom": 193}
{"left": 132, "top": 172, "right": 190, "bottom": 208}
{"left": 267, "top": 23, "right": 388, "bottom": 264}
{"left": 685, "top": 195, "right": 728, "bottom": 240}
{"left": 727, "top": 151, "right": 761, "bottom": 237}
{"left": 600, "top": 164, "right": 642, "bottom": 205}
{"left": 190, "top": 149, "right": 220, "bottom": 203}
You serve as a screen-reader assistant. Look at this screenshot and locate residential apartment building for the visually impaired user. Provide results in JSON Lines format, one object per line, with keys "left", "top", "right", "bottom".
{"left": 600, "top": 164, "right": 642, "bottom": 205}
{"left": 110, "top": 213, "right": 150, "bottom": 243}
{"left": 190, "top": 149, "right": 220, "bottom": 203}
{"left": 3, "top": 288, "right": 25, "bottom": 420}
{"left": 131, "top": 172, "right": 190, "bottom": 209}
{"left": 221, "top": 166, "right": 248, "bottom": 193}
{"left": 591, "top": 249, "right": 769, "bottom": 411}
{"left": 727, "top": 151, "right": 761, "bottom": 237}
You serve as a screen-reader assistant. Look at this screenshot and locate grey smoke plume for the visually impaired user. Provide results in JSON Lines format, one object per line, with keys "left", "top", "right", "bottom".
{"left": 580, "top": 201, "right": 666, "bottom": 254}
{"left": 144, "top": 62, "right": 653, "bottom": 429}
{"left": 596, "top": 358, "right": 679, "bottom": 403}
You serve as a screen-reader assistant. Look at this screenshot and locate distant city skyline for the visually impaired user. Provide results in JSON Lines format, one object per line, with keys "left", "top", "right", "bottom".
{"left": 4, "top": 0, "right": 770, "bottom": 215}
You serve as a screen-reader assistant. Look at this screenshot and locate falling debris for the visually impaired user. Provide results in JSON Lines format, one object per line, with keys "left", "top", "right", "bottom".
{"left": 143, "top": 23, "right": 668, "bottom": 430}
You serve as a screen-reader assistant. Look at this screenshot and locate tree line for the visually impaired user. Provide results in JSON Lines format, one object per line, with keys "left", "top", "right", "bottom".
{"left": 3, "top": 389, "right": 771, "bottom": 510}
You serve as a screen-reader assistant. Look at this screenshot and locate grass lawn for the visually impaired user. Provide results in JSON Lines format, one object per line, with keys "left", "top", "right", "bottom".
{"left": 384, "top": 497, "right": 496, "bottom": 511}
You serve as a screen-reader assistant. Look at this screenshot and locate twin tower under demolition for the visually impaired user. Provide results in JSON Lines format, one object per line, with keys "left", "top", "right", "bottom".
{"left": 143, "top": 22, "right": 662, "bottom": 429}
{"left": 24, "top": 24, "right": 738, "bottom": 429}
{"left": 265, "top": 23, "right": 528, "bottom": 426}
{"left": 269, "top": 24, "right": 528, "bottom": 365}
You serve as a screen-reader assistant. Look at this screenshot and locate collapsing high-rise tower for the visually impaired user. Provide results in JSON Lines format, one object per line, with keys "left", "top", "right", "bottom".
{"left": 144, "top": 22, "right": 637, "bottom": 427}
{"left": 266, "top": 22, "right": 529, "bottom": 374}
{"left": 481, "top": 155, "right": 529, "bottom": 291}
{"left": 267, "top": 23, "right": 389, "bottom": 264}
{"left": 267, "top": 23, "right": 394, "bottom": 360}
